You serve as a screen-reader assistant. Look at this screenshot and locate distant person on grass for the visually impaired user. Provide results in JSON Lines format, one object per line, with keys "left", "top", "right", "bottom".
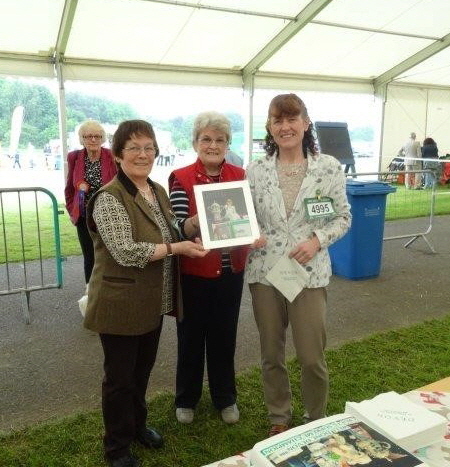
{"left": 398, "top": 132, "right": 422, "bottom": 189}
{"left": 12, "top": 152, "right": 21, "bottom": 169}
{"left": 421, "top": 137, "right": 439, "bottom": 189}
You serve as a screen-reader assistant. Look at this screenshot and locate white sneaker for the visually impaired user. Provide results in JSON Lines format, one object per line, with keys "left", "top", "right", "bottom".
{"left": 176, "top": 407, "right": 194, "bottom": 424}
{"left": 221, "top": 404, "right": 239, "bottom": 424}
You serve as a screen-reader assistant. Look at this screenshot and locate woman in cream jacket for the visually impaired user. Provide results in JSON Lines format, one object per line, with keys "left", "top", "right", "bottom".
{"left": 246, "top": 94, "right": 351, "bottom": 437}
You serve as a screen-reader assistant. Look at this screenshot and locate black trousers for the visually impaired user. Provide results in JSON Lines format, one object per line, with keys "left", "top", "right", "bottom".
{"left": 76, "top": 217, "right": 94, "bottom": 283}
{"left": 100, "top": 321, "right": 162, "bottom": 461}
{"left": 175, "top": 270, "right": 244, "bottom": 410}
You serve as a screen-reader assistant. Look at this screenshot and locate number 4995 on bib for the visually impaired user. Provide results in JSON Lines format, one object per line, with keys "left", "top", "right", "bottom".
{"left": 304, "top": 197, "right": 335, "bottom": 219}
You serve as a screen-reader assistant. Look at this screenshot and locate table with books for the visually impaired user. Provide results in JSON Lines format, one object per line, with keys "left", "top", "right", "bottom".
{"left": 205, "top": 377, "right": 450, "bottom": 467}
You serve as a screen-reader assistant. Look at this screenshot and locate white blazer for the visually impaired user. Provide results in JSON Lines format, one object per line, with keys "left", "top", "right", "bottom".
{"left": 246, "top": 152, "right": 351, "bottom": 288}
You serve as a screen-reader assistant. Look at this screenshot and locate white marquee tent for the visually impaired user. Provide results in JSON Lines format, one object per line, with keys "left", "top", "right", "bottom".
{"left": 2, "top": 0, "right": 450, "bottom": 165}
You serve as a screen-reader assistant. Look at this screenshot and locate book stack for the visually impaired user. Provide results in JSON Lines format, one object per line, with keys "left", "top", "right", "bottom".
{"left": 205, "top": 391, "right": 448, "bottom": 467}
{"left": 345, "top": 391, "right": 447, "bottom": 452}
{"left": 250, "top": 413, "right": 428, "bottom": 467}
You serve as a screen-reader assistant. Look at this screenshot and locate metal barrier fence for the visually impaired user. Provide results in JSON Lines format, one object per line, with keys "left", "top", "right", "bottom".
{"left": 345, "top": 169, "right": 437, "bottom": 253}
{"left": 0, "top": 187, "right": 64, "bottom": 323}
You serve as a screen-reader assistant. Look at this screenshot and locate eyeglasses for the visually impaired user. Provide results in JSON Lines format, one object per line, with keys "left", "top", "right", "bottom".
{"left": 123, "top": 146, "right": 156, "bottom": 156}
{"left": 83, "top": 134, "right": 102, "bottom": 141}
{"left": 198, "top": 136, "right": 228, "bottom": 147}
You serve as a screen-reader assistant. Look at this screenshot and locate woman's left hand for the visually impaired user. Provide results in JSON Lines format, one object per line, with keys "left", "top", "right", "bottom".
{"left": 288, "top": 236, "right": 321, "bottom": 264}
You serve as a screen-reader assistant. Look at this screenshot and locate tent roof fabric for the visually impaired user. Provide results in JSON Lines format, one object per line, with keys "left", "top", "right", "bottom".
{"left": 1, "top": 0, "right": 450, "bottom": 90}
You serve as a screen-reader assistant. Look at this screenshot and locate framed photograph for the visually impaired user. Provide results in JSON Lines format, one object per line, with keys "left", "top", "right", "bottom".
{"left": 194, "top": 180, "right": 260, "bottom": 249}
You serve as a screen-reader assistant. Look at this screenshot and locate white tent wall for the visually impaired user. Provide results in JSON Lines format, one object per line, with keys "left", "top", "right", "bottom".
{"left": 382, "top": 86, "right": 427, "bottom": 170}
{"left": 426, "top": 88, "right": 450, "bottom": 151}
{"left": 382, "top": 85, "right": 450, "bottom": 170}
{"left": 3, "top": 0, "right": 450, "bottom": 173}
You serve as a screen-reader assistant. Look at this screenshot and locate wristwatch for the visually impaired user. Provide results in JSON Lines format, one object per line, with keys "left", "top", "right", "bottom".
{"left": 165, "top": 243, "right": 174, "bottom": 257}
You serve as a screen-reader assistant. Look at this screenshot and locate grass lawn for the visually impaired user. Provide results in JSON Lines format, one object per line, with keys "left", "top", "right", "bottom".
{"left": 1, "top": 185, "right": 450, "bottom": 264}
{"left": 385, "top": 183, "right": 450, "bottom": 220}
{"left": 1, "top": 315, "right": 449, "bottom": 466}
{"left": 0, "top": 204, "right": 81, "bottom": 264}
{"left": 0, "top": 182, "right": 449, "bottom": 264}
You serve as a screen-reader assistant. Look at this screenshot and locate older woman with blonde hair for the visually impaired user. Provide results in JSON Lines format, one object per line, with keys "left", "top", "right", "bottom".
{"left": 65, "top": 120, "right": 117, "bottom": 287}
{"left": 168, "top": 111, "right": 248, "bottom": 425}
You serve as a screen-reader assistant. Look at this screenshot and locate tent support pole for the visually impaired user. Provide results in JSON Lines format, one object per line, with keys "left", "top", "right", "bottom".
{"left": 55, "top": 57, "right": 68, "bottom": 182}
{"left": 243, "top": 71, "right": 255, "bottom": 166}
{"left": 375, "top": 83, "right": 388, "bottom": 173}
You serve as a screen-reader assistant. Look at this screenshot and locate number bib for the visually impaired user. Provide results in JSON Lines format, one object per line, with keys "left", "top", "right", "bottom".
{"left": 304, "top": 196, "right": 335, "bottom": 219}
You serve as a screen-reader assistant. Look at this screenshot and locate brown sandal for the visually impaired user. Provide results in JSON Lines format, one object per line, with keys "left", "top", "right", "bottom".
{"left": 268, "top": 424, "right": 289, "bottom": 437}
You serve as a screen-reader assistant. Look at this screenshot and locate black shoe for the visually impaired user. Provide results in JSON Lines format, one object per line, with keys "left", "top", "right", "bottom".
{"left": 108, "top": 455, "right": 140, "bottom": 467}
{"left": 136, "top": 427, "right": 164, "bottom": 449}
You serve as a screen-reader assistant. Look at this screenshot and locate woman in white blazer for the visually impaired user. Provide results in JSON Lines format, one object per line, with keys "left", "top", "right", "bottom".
{"left": 246, "top": 94, "right": 351, "bottom": 437}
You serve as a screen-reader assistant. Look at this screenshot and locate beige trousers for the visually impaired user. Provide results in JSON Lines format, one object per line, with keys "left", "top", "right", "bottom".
{"left": 249, "top": 283, "right": 329, "bottom": 425}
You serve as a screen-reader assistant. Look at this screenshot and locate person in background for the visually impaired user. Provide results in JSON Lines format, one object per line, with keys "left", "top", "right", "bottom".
{"left": 225, "top": 149, "right": 244, "bottom": 167}
{"left": 246, "top": 94, "right": 351, "bottom": 437}
{"left": 168, "top": 111, "right": 248, "bottom": 425}
{"left": 13, "top": 152, "right": 21, "bottom": 169}
{"left": 84, "top": 120, "right": 208, "bottom": 467}
{"left": 44, "top": 144, "right": 52, "bottom": 168}
{"left": 398, "top": 132, "right": 422, "bottom": 189}
{"left": 421, "top": 137, "right": 439, "bottom": 189}
{"left": 64, "top": 120, "right": 117, "bottom": 288}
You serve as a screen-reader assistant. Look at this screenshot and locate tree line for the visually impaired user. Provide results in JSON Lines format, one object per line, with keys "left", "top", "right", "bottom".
{"left": 0, "top": 78, "right": 138, "bottom": 149}
{"left": 0, "top": 78, "right": 244, "bottom": 152}
{"left": 0, "top": 77, "right": 370, "bottom": 155}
